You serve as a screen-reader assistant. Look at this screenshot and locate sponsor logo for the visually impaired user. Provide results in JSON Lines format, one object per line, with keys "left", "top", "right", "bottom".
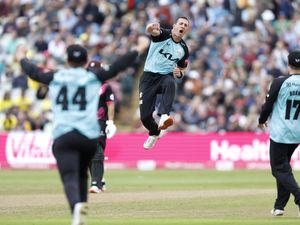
{"left": 210, "top": 139, "right": 300, "bottom": 162}
{"left": 159, "top": 49, "right": 180, "bottom": 62}
{"left": 6, "top": 132, "right": 55, "bottom": 167}
{"left": 210, "top": 139, "right": 270, "bottom": 161}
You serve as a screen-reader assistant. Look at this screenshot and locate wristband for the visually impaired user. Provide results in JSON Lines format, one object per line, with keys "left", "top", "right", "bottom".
{"left": 177, "top": 71, "right": 184, "bottom": 79}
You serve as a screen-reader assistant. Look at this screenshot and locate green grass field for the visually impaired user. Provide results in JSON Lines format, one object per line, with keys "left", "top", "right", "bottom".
{"left": 1, "top": 169, "right": 300, "bottom": 225}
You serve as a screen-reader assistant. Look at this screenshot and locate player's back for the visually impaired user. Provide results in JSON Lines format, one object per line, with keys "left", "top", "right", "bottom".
{"left": 48, "top": 67, "right": 101, "bottom": 139}
{"left": 270, "top": 75, "right": 300, "bottom": 143}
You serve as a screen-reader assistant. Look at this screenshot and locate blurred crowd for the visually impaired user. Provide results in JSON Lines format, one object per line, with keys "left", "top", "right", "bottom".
{"left": 0, "top": 0, "right": 299, "bottom": 133}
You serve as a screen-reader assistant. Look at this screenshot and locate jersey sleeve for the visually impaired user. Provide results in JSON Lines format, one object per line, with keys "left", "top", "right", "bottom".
{"left": 20, "top": 58, "right": 54, "bottom": 85}
{"left": 105, "top": 85, "right": 115, "bottom": 104}
{"left": 177, "top": 42, "right": 189, "bottom": 68}
{"left": 151, "top": 28, "right": 171, "bottom": 42}
{"left": 258, "top": 76, "right": 289, "bottom": 124}
{"left": 90, "top": 51, "right": 138, "bottom": 82}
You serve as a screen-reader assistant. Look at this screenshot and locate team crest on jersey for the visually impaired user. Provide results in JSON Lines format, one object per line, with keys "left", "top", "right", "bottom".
{"left": 177, "top": 48, "right": 183, "bottom": 56}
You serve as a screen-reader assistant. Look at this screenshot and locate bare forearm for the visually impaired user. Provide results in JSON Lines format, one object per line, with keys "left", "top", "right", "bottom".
{"left": 107, "top": 103, "right": 115, "bottom": 121}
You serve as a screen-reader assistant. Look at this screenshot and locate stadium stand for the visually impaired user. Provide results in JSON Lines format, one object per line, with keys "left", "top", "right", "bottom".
{"left": 0, "top": 0, "right": 298, "bottom": 133}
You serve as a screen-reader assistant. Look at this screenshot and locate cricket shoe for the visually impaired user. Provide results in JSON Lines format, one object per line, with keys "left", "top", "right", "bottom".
{"left": 270, "top": 208, "right": 284, "bottom": 216}
{"left": 158, "top": 129, "right": 167, "bottom": 138}
{"left": 89, "top": 186, "right": 102, "bottom": 194}
{"left": 72, "top": 202, "right": 88, "bottom": 225}
{"left": 143, "top": 130, "right": 166, "bottom": 150}
{"left": 158, "top": 114, "right": 173, "bottom": 130}
{"left": 143, "top": 135, "right": 159, "bottom": 150}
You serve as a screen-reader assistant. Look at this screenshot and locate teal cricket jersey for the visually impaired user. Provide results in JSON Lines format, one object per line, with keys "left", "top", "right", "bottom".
{"left": 144, "top": 28, "right": 189, "bottom": 74}
{"left": 49, "top": 68, "right": 101, "bottom": 139}
{"left": 259, "top": 74, "right": 300, "bottom": 143}
{"left": 20, "top": 50, "right": 139, "bottom": 140}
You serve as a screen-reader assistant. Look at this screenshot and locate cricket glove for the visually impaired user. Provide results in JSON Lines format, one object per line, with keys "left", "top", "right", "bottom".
{"left": 105, "top": 120, "right": 117, "bottom": 139}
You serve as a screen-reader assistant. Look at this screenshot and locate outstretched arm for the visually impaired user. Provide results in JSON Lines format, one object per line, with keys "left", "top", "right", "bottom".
{"left": 17, "top": 45, "right": 54, "bottom": 85}
{"left": 90, "top": 51, "right": 138, "bottom": 82}
{"left": 91, "top": 36, "right": 150, "bottom": 82}
{"left": 20, "top": 59, "right": 54, "bottom": 85}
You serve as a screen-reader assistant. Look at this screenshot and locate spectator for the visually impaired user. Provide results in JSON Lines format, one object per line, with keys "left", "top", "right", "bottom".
{"left": 1, "top": 0, "right": 300, "bottom": 134}
{"left": 1, "top": 109, "right": 18, "bottom": 131}
{"left": 47, "top": 34, "right": 66, "bottom": 61}
{"left": 13, "top": 89, "right": 32, "bottom": 112}
{"left": 0, "top": 91, "right": 13, "bottom": 112}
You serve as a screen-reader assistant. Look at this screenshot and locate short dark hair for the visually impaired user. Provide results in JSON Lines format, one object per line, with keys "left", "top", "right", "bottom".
{"left": 176, "top": 16, "right": 189, "bottom": 23}
{"left": 66, "top": 44, "right": 88, "bottom": 66}
{"left": 288, "top": 50, "right": 300, "bottom": 69}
